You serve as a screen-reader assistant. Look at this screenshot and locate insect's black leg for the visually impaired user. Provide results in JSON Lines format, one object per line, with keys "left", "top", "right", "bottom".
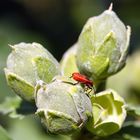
{"left": 84, "top": 86, "right": 88, "bottom": 92}
{"left": 87, "top": 85, "right": 92, "bottom": 92}
{"left": 83, "top": 85, "right": 92, "bottom": 95}
{"left": 87, "top": 88, "right": 92, "bottom": 94}
{"left": 93, "top": 85, "right": 96, "bottom": 93}
{"left": 51, "top": 78, "right": 56, "bottom": 82}
{"left": 84, "top": 86, "right": 89, "bottom": 96}
{"left": 73, "top": 82, "right": 79, "bottom": 85}
{"left": 61, "top": 81, "right": 79, "bottom": 86}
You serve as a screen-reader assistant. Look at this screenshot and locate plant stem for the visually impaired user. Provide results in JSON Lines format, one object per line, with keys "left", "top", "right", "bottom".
{"left": 72, "top": 128, "right": 101, "bottom": 140}
{"left": 94, "top": 79, "right": 106, "bottom": 92}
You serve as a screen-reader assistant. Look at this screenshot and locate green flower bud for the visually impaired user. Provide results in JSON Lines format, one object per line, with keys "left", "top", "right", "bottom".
{"left": 77, "top": 7, "right": 131, "bottom": 81}
{"left": 60, "top": 43, "right": 79, "bottom": 77}
{"left": 4, "top": 42, "right": 60, "bottom": 102}
{"left": 86, "top": 89, "right": 126, "bottom": 136}
{"left": 35, "top": 76, "right": 92, "bottom": 134}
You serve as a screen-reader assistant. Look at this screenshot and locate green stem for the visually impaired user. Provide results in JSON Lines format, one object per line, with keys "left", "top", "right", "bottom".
{"left": 72, "top": 128, "right": 100, "bottom": 140}
{"left": 94, "top": 79, "right": 106, "bottom": 92}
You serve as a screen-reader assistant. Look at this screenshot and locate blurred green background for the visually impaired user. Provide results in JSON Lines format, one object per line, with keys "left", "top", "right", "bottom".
{"left": 0, "top": 0, "right": 140, "bottom": 140}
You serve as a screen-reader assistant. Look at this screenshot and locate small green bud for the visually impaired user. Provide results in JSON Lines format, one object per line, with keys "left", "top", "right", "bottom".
{"left": 86, "top": 89, "right": 126, "bottom": 136}
{"left": 4, "top": 42, "right": 60, "bottom": 102}
{"left": 77, "top": 7, "right": 131, "bottom": 81}
{"left": 60, "top": 43, "right": 79, "bottom": 77}
{"left": 35, "top": 76, "right": 92, "bottom": 134}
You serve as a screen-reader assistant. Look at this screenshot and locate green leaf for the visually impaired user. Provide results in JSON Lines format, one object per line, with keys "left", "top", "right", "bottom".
{"left": 126, "top": 104, "right": 140, "bottom": 118}
{"left": 0, "top": 97, "right": 36, "bottom": 118}
{"left": 119, "top": 121, "right": 140, "bottom": 140}
{"left": 0, "top": 125, "right": 13, "bottom": 140}
{"left": 0, "top": 97, "right": 23, "bottom": 118}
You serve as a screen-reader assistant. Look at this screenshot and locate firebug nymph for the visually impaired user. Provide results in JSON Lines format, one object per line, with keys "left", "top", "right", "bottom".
{"left": 70, "top": 72, "right": 96, "bottom": 93}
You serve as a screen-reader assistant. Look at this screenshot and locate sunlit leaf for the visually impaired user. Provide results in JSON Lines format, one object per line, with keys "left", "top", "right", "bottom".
{"left": 0, "top": 97, "right": 36, "bottom": 118}
{"left": 126, "top": 104, "right": 140, "bottom": 118}
{"left": 0, "top": 97, "right": 22, "bottom": 118}
{"left": 0, "top": 125, "right": 13, "bottom": 140}
{"left": 119, "top": 121, "right": 140, "bottom": 140}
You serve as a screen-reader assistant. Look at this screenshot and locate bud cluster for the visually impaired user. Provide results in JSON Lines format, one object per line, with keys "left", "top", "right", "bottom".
{"left": 4, "top": 5, "right": 131, "bottom": 137}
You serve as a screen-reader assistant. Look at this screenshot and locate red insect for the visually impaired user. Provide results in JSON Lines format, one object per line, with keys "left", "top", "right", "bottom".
{"left": 70, "top": 72, "right": 93, "bottom": 88}
{"left": 70, "top": 72, "right": 96, "bottom": 93}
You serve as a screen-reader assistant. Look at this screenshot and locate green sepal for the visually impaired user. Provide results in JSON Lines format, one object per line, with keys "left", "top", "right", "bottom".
{"left": 32, "top": 56, "right": 60, "bottom": 83}
{"left": 89, "top": 56, "right": 109, "bottom": 79}
{"left": 78, "top": 24, "right": 95, "bottom": 54}
{"left": 4, "top": 69, "right": 34, "bottom": 102}
{"left": 36, "top": 109, "right": 80, "bottom": 134}
{"left": 97, "top": 31, "right": 116, "bottom": 57}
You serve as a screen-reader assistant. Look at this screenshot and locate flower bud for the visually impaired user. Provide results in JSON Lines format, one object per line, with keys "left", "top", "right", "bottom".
{"left": 4, "top": 42, "right": 60, "bottom": 102}
{"left": 60, "top": 43, "right": 79, "bottom": 77}
{"left": 77, "top": 7, "right": 131, "bottom": 81}
{"left": 35, "top": 76, "right": 92, "bottom": 134}
{"left": 86, "top": 89, "right": 126, "bottom": 136}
